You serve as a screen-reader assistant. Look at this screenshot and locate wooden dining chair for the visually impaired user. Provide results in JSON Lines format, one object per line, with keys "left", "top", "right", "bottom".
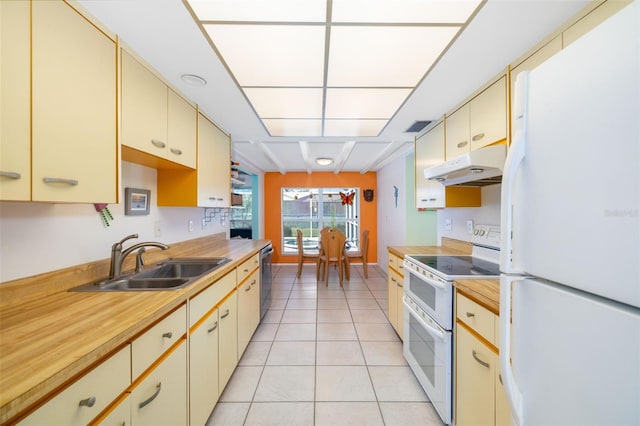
{"left": 317, "top": 229, "right": 347, "bottom": 286}
{"left": 347, "top": 229, "right": 369, "bottom": 278}
{"left": 296, "top": 229, "right": 318, "bottom": 278}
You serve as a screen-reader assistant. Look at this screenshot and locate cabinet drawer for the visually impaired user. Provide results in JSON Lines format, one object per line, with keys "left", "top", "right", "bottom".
{"left": 456, "top": 292, "right": 495, "bottom": 344}
{"left": 189, "top": 271, "right": 236, "bottom": 328}
{"left": 132, "top": 304, "right": 187, "bottom": 379}
{"left": 236, "top": 253, "right": 259, "bottom": 284}
{"left": 19, "top": 345, "right": 130, "bottom": 426}
{"left": 388, "top": 253, "right": 398, "bottom": 271}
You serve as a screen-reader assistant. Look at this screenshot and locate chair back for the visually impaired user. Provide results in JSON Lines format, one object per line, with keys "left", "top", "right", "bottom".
{"left": 320, "top": 229, "right": 346, "bottom": 260}
{"left": 296, "top": 229, "right": 304, "bottom": 255}
{"left": 361, "top": 229, "right": 369, "bottom": 260}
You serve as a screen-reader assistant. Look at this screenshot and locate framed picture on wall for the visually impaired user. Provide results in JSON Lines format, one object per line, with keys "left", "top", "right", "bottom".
{"left": 124, "top": 187, "right": 150, "bottom": 216}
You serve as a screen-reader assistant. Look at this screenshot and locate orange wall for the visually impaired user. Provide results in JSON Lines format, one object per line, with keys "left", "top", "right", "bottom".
{"left": 264, "top": 172, "right": 377, "bottom": 264}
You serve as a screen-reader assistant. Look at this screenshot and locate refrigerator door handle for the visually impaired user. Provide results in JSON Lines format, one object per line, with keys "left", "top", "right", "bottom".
{"left": 500, "top": 72, "right": 528, "bottom": 275}
{"left": 500, "top": 274, "right": 525, "bottom": 425}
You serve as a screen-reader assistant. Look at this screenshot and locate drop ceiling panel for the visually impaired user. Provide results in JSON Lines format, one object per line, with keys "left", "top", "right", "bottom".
{"left": 347, "top": 141, "right": 391, "bottom": 169}
{"left": 325, "top": 88, "right": 412, "bottom": 119}
{"left": 244, "top": 88, "right": 323, "bottom": 118}
{"left": 262, "top": 142, "right": 307, "bottom": 169}
{"left": 203, "top": 24, "right": 325, "bottom": 86}
{"left": 189, "top": 0, "right": 327, "bottom": 22}
{"left": 323, "top": 119, "right": 388, "bottom": 137}
{"left": 332, "top": 0, "right": 482, "bottom": 23}
{"left": 262, "top": 119, "right": 323, "bottom": 136}
{"left": 327, "top": 26, "right": 460, "bottom": 87}
{"left": 233, "top": 142, "right": 279, "bottom": 171}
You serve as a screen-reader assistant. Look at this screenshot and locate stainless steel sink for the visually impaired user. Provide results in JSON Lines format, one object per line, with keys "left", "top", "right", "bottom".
{"left": 70, "top": 257, "right": 231, "bottom": 292}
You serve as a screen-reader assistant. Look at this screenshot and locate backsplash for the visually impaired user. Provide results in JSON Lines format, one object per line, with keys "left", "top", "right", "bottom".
{"left": 0, "top": 162, "right": 229, "bottom": 283}
{"left": 437, "top": 184, "right": 501, "bottom": 242}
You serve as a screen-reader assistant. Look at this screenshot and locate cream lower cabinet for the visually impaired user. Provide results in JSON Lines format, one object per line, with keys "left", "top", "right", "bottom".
{"left": 455, "top": 292, "right": 511, "bottom": 426}
{"left": 237, "top": 269, "right": 260, "bottom": 356}
{"left": 386, "top": 251, "right": 405, "bottom": 339}
{"left": 218, "top": 291, "right": 239, "bottom": 392}
{"left": 92, "top": 394, "right": 131, "bottom": 426}
{"left": 130, "top": 342, "right": 187, "bottom": 426}
{"left": 188, "top": 270, "right": 236, "bottom": 426}
{"left": 19, "top": 345, "right": 131, "bottom": 426}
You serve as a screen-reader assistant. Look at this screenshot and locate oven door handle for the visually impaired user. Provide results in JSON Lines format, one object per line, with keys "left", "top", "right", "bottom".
{"left": 403, "top": 298, "right": 447, "bottom": 342}
{"left": 406, "top": 266, "right": 446, "bottom": 290}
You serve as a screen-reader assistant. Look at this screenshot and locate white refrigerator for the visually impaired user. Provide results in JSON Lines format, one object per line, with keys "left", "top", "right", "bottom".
{"left": 500, "top": 2, "right": 639, "bottom": 425}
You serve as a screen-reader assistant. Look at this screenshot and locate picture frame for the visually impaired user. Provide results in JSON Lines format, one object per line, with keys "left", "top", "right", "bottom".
{"left": 124, "top": 187, "right": 150, "bottom": 216}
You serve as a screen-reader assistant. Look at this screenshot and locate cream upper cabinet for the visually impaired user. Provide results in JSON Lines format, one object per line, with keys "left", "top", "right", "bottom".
{"left": 19, "top": 346, "right": 131, "bottom": 426}
{"left": 121, "top": 50, "right": 196, "bottom": 169}
{"left": 31, "top": 0, "right": 117, "bottom": 203}
{"left": 469, "top": 75, "right": 507, "bottom": 151}
{"left": 197, "top": 113, "right": 231, "bottom": 207}
{"left": 445, "top": 105, "right": 470, "bottom": 160}
{"left": 445, "top": 76, "right": 507, "bottom": 160}
{"left": 415, "top": 122, "right": 446, "bottom": 209}
{"left": 121, "top": 50, "right": 168, "bottom": 158}
{"left": 0, "top": 0, "right": 30, "bottom": 201}
{"left": 167, "top": 89, "right": 197, "bottom": 168}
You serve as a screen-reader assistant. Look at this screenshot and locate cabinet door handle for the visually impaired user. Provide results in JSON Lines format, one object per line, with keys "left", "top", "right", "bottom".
{"left": 499, "top": 373, "right": 503, "bottom": 385}
{"left": 472, "top": 350, "right": 490, "bottom": 368}
{"left": 245, "top": 285, "right": 251, "bottom": 292}
{"left": 221, "top": 309, "right": 230, "bottom": 319}
{"left": 251, "top": 280, "right": 257, "bottom": 286}
{"left": 207, "top": 320, "right": 218, "bottom": 333}
{"left": 43, "top": 177, "right": 78, "bottom": 186}
{"left": 0, "top": 171, "right": 21, "bottom": 179}
{"left": 79, "top": 396, "right": 96, "bottom": 407}
{"left": 162, "top": 331, "right": 173, "bottom": 339}
{"left": 457, "top": 140, "right": 468, "bottom": 148}
{"left": 138, "top": 382, "right": 161, "bottom": 409}
{"left": 169, "top": 148, "right": 182, "bottom": 155}
{"left": 151, "top": 139, "right": 166, "bottom": 148}
{"left": 466, "top": 312, "right": 475, "bottom": 318}
{"left": 397, "top": 282, "right": 403, "bottom": 288}
{"left": 391, "top": 277, "right": 396, "bottom": 283}
{"left": 472, "top": 133, "right": 485, "bottom": 142}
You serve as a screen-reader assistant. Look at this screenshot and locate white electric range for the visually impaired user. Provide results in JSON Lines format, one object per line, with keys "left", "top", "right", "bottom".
{"left": 402, "top": 224, "right": 501, "bottom": 425}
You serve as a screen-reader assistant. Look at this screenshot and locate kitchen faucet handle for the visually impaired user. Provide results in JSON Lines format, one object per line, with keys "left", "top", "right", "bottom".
{"left": 113, "top": 233, "right": 138, "bottom": 249}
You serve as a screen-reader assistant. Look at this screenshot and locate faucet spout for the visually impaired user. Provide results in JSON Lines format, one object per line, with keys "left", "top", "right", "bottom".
{"left": 108, "top": 235, "right": 169, "bottom": 279}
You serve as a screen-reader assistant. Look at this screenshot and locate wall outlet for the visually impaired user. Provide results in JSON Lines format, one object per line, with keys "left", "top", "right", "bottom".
{"left": 154, "top": 220, "right": 162, "bottom": 237}
{"left": 188, "top": 219, "right": 194, "bottom": 232}
{"left": 467, "top": 220, "right": 474, "bottom": 234}
{"left": 201, "top": 218, "right": 207, "bottom": 230}
{"left": 444, "top": 218, "right": 452, "bottom": 231}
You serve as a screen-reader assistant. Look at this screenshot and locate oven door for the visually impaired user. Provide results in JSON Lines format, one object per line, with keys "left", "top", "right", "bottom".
{"left": 403, "top": 295, "right": 452, "bottom": 424}
{"left": 404, "top": 261, "right": 453, "bottom": 330}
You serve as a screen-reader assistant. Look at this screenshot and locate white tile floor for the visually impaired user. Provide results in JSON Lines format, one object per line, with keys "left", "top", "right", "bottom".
{"left": 206, "top": 263, "right": 445, "bottom": 426}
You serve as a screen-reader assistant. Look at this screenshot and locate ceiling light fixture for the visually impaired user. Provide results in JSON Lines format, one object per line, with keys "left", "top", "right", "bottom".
{"left": 181, "top": 73, "right": 207, "bottom": 86}
{"left": 316, "top": 158, "right": 333, "bottom": 166}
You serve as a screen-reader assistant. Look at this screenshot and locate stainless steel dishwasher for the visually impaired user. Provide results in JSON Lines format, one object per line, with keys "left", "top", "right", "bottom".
{"left": 259, "top": 244, "right": 273, "bottom": 320}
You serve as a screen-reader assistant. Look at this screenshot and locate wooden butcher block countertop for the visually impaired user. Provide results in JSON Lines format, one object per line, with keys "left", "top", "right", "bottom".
{"left": 0, "top": 235, "right": 269, "bottom": 424}
{"left": 388, "top": 237, "right": 473, "bottom": 259}
{"left": 454, "top": 279, "right": 501, "bottom": 315}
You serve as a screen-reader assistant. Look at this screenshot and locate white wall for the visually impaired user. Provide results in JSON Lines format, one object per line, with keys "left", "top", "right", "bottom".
{"left": 437, "top": 184, "right": 501, "bottom": 242}
{"left": 0, "top": 162, "right": 229, "bottom": 282}
{"left": 376, "top": 154, "right": 408, "bottom": 272}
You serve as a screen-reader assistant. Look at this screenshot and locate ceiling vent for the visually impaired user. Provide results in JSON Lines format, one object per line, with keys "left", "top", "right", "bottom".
{"left": 405, "top": 120, "right": 432, "bottom": 133}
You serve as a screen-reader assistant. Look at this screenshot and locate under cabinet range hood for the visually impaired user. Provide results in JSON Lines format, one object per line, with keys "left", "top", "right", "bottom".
{"left": 424, "top": 144, "right": 507, "bottom": 186}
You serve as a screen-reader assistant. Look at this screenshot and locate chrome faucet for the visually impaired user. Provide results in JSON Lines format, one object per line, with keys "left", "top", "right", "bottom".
{"left": 108, "top": 234, "right": 169, "bottom": 279}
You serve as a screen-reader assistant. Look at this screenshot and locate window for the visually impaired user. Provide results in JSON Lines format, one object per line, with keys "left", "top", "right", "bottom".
{"left": 282, "top": 187, "right": 360, "bottom": 254}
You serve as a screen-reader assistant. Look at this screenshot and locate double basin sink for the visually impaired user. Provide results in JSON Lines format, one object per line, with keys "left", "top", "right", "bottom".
{"left": 71, "top": 257, "right": 231, "bottom": 292}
